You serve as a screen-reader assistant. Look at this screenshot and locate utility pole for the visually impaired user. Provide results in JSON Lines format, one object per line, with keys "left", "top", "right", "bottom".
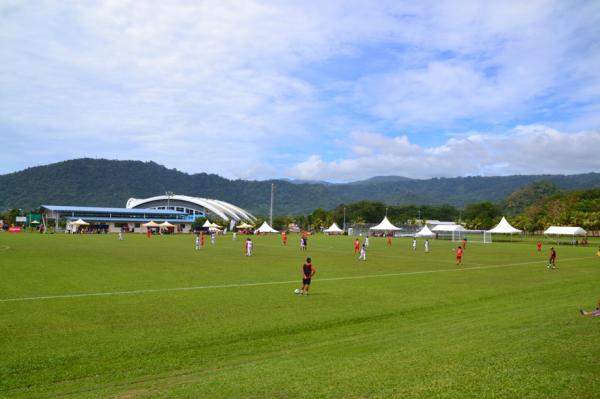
{"left": 269, "top": 183, "right": 274, "bottom": 227}
{"left": 343, "top": 207, "right": 346, "bottom": 232}
{"left": 166, "top": 191, "right": 174, "bottom": 208}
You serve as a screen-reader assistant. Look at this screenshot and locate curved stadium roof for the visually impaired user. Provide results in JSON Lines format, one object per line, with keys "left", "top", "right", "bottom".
{"left": 126, "top": 195, "right": 256, "bottom": 222}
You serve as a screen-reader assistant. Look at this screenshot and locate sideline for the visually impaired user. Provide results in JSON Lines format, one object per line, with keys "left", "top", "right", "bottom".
{"left": 0, "top": 256, "right": 594, "bottom": 303}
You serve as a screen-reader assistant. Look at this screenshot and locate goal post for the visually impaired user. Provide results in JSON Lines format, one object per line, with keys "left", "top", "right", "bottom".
{"left": 450, "top": 230, "right": 492, "bottom": 244}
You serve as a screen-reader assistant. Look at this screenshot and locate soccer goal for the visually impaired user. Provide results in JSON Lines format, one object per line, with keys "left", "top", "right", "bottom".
{"left": 451, "top": 230, "right": 492, "bottom": 244}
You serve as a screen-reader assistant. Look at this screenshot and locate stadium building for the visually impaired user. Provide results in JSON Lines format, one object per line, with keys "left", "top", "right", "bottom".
{"left": 41, "top": 194, "right": 255, "bottom": 234}
{"left": 126, "top": 194, "right": 256, "bottom": 223}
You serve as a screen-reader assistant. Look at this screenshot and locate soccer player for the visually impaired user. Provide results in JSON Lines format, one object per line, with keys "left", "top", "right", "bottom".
{"left": 580, "top": 298, "right": 600, "bottom": 317}
{"left": 456, "top": 245, "right": 463, "bottom": 266}
{"left": 195, "top": 234, "right": 200, "bottom": 250}
{"left": 359, "top": 244, "right": 367, "bottom": 261}
{"left": 118, "top": 227, "right": 124, "bottom": 241}
{"left": 387, "top": 234, "right": 392, "bottom": 246}
{"left": 200, "top": 232, "right": 205, "bottom": 248}
{"left": 462, "top": 238, "right": 468, "bottom": 250}
{"left": 537, "top": 241, "right": 542, "bottom": 252}
{"left": 548, "top": 247, "right": 557, "bottom": 269}
{"left": 282, "top": 231, "right": 288, "bottom": 246}
{"left": 412, "top": 238, "right": 417, "bottom": 251}
{"left": 245, "top": 238, "right": 253, "bottom": 256}
{"left": 354, "top": 238, "right": 360, "bottom": 254}
{"left": 146, "top": 227, "right": 151, "bottom": 238}
{"left": 424, "top": 239, "right": 429, "bottom": 253}
{"left": 232, "top": 231, "right": 237, "bottom": 241}
{"left": 299, "top": 257, "right": 316, "bottom": 295}
{"left": 211, "top": 232, "right": 216, "bottom": 245}
{"left": 364, "top": 236, "right": 369, "bottom": 248}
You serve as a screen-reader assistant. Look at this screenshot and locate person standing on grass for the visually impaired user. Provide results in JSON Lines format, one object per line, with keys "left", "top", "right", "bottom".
{"left": 548, "top": 247, "right": 557, "bottom": 269}
{"left": 282, "top": 231, "right": 288, "bottom": 246}
{"left": 364, "top": 236, "right": 369, "bottom": 248}
{"left": 298, "top": 257, "right": 316, "bottom": 296}
{"left": 233, "top": 231, "right": 237, "bottom": 241}
{"left": 211, "top": 232, "right": 216, "bottom": 245}
{"left": 118, "top": 227, "right": 124, "bottom": 241}
{"left": 387, "top": 234, "right": 392, "bottom": 246}
{"left": 580, "top": 298, "right": 600, "bottom": 317}
{"left": 424, "top": 239, "right": 429, "bottom": 253}
{"left": 245, "top": 238, "right": 253, "bottom": 256}
{"left": 462, "top": 237, "right": 468, "bottom": 250}
{"left": 195, "top": 234, "right": 200, "bottom": 250}
{"left": 412, "top": 238, "right": 417, "bottom": 251}
{"left": 537, "top": 241, "right": 542, "bottom": 252}
{"left": 359, "top": 244, "right": 367, "bottom": 261}
{"left": 354, "top": 238, "right": 360, "bottom": 254}
{"left": 456, "top": 245, "right": 463, "bottom": 266}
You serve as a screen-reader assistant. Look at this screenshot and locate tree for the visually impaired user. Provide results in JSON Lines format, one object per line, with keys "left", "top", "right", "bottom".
{"left": 463, "top": 202, "right": 502, "bottom": 229}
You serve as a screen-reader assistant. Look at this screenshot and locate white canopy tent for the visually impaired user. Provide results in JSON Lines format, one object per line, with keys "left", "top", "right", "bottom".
{"left": 370, "top": 216, "right": 401, "bottom": 231}
{"left": 544, "top": 226, "right": 587, "bottom": 236}
{"left": 69, "top": 219, "right": 90, "bottom": 226}
{"left": 544, "top": 226, "right": 587, "bottom": 245}
{"left": 159, "top": 221, "right": 174, "bottom": 228}
{"left": 256, "top": 221, "right": 278, "bottom": 233}
{"left": 236, "top": 222, "right": 254, "bottom": 229}
{"left": 202, "top": 220, "right": 212, "bottom": 228}
{"left": 431, "top": 224, "right": 466, "bottom": 233}
{"left": 487, "top": 217, "right": 522, "bottom": 234}
{"left": 415, "top": 225, "right": 436, "bottom": 237}
{"left": 323, "top": 223, "right": 343, "bottom": 234}
{"left": 142, "top": 221, "right": 160, "bottom": 227}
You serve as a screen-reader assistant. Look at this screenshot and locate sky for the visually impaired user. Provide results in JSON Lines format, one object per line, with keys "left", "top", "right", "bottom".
{"left": 1, "top": 0, "right": 600, "bottom": 182}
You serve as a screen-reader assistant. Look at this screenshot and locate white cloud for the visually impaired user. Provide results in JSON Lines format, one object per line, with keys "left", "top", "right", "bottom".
{"left": 287, "top": 125, "right": 600, "bottom": 181}
{"left": 0, "top": 1, "right": 599, "bottom": 179}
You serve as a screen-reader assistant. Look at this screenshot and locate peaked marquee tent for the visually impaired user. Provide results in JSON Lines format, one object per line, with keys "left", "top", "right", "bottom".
{"left": 256, "top": 221, "right": 278, "bottom": 233}
{"left": 323, "top": 223, "right": 343, "bottom": 234}
{"left": 415, "top": 225, "right": 435, "bottom": 237}
{"left": 487, "top": 217, "right": 522, "bottom": 234}
{"left": 370, "top": 216, "right": 401, "bottom": 231}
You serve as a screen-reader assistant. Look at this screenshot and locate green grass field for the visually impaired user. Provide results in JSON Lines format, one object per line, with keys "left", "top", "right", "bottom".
{"left": 1, "top": 232, "right": 599, "bottom": 398}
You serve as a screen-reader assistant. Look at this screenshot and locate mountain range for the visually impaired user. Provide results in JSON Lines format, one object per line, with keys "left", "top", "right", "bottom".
{"left": 1, "top": 158, "right": 600, "bottom": 215}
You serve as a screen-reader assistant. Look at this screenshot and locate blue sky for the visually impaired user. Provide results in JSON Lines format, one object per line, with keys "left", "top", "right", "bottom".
{"left": 1, "top": 0, "right": 599, "bottom": 181}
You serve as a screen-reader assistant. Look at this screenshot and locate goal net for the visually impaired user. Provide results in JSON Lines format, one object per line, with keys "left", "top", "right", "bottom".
{"left": 447, "top": 230, "right": 492, "bottom": 244}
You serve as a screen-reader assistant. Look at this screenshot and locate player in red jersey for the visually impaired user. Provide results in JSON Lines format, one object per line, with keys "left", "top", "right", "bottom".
{"left": 354, "top": 238, "right": 360, "bottom": 254}
{"left": 298, "top": 257, "right": 316, "bottom": 295}
{"left": 536, "top": 241, "right": 542, "bottom": 252}
{"left": 462, "top": 238, "right": 467, "bottom": 250}
{"left": 547, "top": 247, "right": 556, "bottom": 269}
{"left": 456, "top": 245, "right": 463, "bottom": 265}
{"left": 282, "top": 231, "right": 287, "bottom": 246}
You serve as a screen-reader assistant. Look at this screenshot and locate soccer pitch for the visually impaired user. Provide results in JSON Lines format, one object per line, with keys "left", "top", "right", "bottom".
{"left": 1, "top": 233, "right": 599, "bottom": 398}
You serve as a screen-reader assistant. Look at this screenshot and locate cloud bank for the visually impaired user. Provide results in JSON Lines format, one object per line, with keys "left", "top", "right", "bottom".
{"left": 1, "top": 0, "right": 599, "bottom": 180}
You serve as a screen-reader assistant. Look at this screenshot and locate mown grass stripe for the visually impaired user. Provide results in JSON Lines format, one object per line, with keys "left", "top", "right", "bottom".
{"left": 0, "top": 256, "right": 592, "bottom": 303}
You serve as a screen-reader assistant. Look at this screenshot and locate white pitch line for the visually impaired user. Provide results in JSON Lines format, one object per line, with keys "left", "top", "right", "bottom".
{"left": 0, "top": 256, "right": 594, "bottom": 303}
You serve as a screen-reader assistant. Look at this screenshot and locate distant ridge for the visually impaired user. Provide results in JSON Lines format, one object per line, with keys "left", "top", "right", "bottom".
{"left": 1, "top": 158, "right": 600, "bottom": 215}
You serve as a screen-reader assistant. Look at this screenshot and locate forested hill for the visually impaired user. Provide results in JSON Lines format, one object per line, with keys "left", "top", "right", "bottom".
{"left": 1, "top": 158, "right": 600, "bottom": 215}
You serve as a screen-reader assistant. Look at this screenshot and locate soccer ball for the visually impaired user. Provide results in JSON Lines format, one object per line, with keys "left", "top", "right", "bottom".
{"left": 294, "top": 288, "right": 301, "bottom": 294}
